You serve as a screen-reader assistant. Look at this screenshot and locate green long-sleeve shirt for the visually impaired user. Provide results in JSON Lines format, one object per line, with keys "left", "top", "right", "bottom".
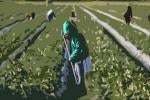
{"left": 63, "top": 20, "right": 89, "bottom": 63}
{"left": 69, "top": 33, "right": 89, "bottom": 63}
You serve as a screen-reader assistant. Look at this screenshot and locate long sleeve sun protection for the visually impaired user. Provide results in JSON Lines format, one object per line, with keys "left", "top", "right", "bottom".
{"left": 63, "top": 20, "right": 89, "bottom": 63}
{"left": 70, "top": 34, "right": 89, "bottom": 63}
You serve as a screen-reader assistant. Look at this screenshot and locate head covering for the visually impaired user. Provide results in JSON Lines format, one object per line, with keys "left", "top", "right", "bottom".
{"left": 47, "top": 9, "right": 53, "bottom": 16}
{"left": 63, "top": 20, "right": 78, "bottom": 36}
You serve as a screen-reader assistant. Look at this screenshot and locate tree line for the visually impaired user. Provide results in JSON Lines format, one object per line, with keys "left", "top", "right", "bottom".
{"left": 25, "top": 0, "right": 150, "bottom": 1}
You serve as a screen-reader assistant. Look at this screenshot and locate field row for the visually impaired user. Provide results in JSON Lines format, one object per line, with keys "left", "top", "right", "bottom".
{"left": 85, "top": 6, "right": 150, "bottom": 56}
{"left": 75, "top": 6, "right": 150, "bottom": 99}
{"left": 0, "top": 6, "right": 64, "bottom": 65}
{"left": 0, "top": 5, "right": 72, "bottom": 99}
{"left": 0, "top": 2, "right": 149, "bottom": 99}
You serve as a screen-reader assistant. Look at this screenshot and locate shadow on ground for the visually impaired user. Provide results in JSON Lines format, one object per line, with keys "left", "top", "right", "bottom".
{"left": 0, "top": 86, "right": 57, "bottom": 100}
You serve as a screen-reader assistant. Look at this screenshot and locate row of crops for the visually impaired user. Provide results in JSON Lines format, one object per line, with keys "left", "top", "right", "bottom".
{"left": 84, "top": 5, "right": 150, "bottom": 56}
{"left": 0, "top": 5, "right": 62, "bottom": 67}
{"left": 0, "top": 1, "right": 50, "bottom": 27}
{"left": 75, "top": 7, "right": 150, "bottom": 100}
{"left": 0, "top": 1, "right": 150, "bottom": 100}
{"left": 90, "top": 4, "right": 150, "bottom": 29}
{"left": 0, "top": 1, "right": 66, "bottom": 99}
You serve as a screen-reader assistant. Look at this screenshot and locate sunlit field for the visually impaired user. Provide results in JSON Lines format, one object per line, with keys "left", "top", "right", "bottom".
{"left": 0, "top": 0, "right": 150, "bottom": 100}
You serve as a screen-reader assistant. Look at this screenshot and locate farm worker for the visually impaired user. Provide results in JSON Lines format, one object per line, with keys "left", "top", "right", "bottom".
{"left": 25, "top": 13, "right": 31, "bottom": 20}
{"left": 31, "top": 12, "right": 35, "bottom": 19}
{"left": 46, "top": 9, "right": 56, "bottom": 22}
{"left": 124, "top": 6, "right": 133, "bottom": 25}
{"left": 63, "top": 22, "right": 89, "bottom": 64}
{"left": 25, "top": 12, "right": 35, "bottom": 21}
{"left": 61, "top": 11, "right": 90, "bottom": 100}
{"left": 69, "top": 10, "right": 80, "bottom": 23}
{"left": 55, "top": 11, "right": 91, "bottom": 100}
{"left": 148, "top": 14, "right": 150, "bottom": 22}
{"left": 66, "top": 11, "right": 90, "bottom": 75}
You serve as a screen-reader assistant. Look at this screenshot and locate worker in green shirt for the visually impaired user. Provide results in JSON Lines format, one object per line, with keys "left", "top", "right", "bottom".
{"left": 62, "top": 11, "right": 89, "bottom": 100}
{"left": 63, "top": 20, "right": 89, "bottom": 62}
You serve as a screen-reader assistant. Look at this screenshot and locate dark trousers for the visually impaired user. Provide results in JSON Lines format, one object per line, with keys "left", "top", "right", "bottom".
{"left": 61, "top": 61, "right": 87, "bottom": 100}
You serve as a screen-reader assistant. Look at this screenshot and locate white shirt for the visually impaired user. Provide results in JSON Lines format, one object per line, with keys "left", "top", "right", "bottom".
{"left": 47, "top": 9, "right": 53, "bottom": 16}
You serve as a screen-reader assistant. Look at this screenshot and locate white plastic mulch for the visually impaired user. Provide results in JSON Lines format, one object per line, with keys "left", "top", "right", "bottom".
{"left": 80, "top": 7, "right": 150, "bottom": 71}
{"left": 86, "top": 6, "right": 150, "bottom": 36}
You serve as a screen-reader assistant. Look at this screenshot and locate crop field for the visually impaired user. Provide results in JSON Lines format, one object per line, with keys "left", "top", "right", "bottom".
{"left": 84, "top": 5, "right": 150, "bottom": 55}
{"left": 0, "top": 0, "right": 150, "bottom": 100}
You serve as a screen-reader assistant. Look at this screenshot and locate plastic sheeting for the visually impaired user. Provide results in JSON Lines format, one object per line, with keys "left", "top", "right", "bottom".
{"left": 0, "top": 18, "right": 25, "bottom": 37}
{"left": 96, "top": 9, "right": 150, "bottom": 36}
{"left": 85, "top": 6, "right": 150, "bottom": 36}
{"left": 80, "top": 7, "right": 150, "bottom": 71}
{"left": 0, "top": 21, "right": 47, "bottom": 68}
